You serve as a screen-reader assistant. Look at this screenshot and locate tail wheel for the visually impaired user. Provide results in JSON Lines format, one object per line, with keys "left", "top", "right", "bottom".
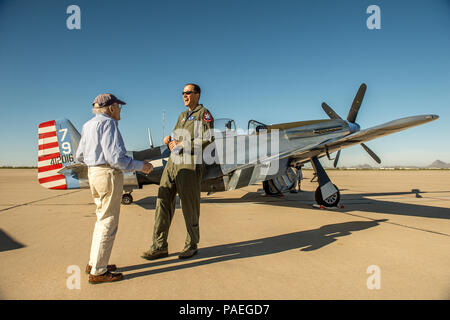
{"left": 121, "top": 193, "right": 133, "bottom": 205}
{"left": 315, "top": 185, "right": 340, "bottom": 207}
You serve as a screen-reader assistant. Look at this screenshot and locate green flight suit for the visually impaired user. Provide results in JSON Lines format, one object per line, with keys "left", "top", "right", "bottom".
{"left": 152, "top": 104, "right": 214, "bottom": 251}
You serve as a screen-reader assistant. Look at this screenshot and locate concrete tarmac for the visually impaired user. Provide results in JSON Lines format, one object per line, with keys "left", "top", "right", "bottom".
{"left": 0, "top": 169, "right": 449, "bottom": 299}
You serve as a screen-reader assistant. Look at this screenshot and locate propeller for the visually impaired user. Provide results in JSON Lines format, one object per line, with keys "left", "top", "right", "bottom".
{"left": 347, "top": 83, "right": 366, "bottom": 123}
{"left": 321, "top": 83, "right": 381, "bottom": 167}
{"left": 360, "top": 143, "right": 381, "bottom": 164}
{"left": 322, "top": 102, "right": 341, "bottom": 119}
{"left": 333, "top": 150, "right": 341, "bottom": 168}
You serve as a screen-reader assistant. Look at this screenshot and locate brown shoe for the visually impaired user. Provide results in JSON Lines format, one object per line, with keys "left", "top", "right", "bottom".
{"left": 178, "top": 246, "right": 198, "bottom": 259}
{"left": 85, "top": 264, "right": 117, "bottom": 274}
{"left": 89, "top": 271, "right": 123, "bottom": 284}
{"left": 141, "top": 249, "right": 168, "bottom": 260}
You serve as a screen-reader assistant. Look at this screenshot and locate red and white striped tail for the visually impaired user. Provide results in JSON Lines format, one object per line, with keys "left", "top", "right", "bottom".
{"left": 38, "top": 120, "right": 67, "bottom": 190}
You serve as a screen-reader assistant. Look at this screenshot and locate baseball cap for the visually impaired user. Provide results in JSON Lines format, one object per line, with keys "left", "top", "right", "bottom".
{"left": 92, "top": 93, "right": 126, "bottom": 107}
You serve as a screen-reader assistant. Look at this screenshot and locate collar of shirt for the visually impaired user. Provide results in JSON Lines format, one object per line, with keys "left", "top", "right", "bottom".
{"left": 185, "top": 104, "right": 203, "bottom": 117}
{"left": 95, "top": 113, "right": 118, "bottom": 125}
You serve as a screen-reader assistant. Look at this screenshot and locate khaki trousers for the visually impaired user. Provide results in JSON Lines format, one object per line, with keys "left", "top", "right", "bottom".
{"left": 87, "top": 166, "right": 123, "bottom": 275}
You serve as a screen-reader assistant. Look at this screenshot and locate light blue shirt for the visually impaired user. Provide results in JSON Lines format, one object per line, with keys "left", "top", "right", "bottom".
{"left": 76, "top": 114, "right": 143, "bottom": 172}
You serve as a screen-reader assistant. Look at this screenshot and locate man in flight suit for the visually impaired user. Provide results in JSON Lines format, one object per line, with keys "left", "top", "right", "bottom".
{"left": 142, "top": 83, "right": 214, "bottom": 260}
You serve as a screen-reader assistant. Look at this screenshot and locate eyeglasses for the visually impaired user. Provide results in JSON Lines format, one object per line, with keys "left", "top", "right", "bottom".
{"left": 182, "top": 91, "right": 197, "bottom": 96}
{"left": 110, "top": 103, "right": 122, "bottom": 110}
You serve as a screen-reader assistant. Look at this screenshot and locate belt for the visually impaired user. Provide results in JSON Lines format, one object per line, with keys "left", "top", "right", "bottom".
{"left": 89, "top": 164, "right": 113, "bottom": 169}
{"left": 97, "top": 164, "right": 112, "bottom": 168}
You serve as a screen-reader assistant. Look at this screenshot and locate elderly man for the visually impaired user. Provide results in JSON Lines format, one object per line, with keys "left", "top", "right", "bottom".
{"left": 76, "top": 93, "right": 153, "bottom": 284}
{"left": 142, "top": 83, "right": 214, "bottom": 260}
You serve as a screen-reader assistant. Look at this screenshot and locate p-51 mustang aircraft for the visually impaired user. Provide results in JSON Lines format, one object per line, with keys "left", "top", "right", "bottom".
{"left": 37, "top": 83, "right": 438, "bottom": 207}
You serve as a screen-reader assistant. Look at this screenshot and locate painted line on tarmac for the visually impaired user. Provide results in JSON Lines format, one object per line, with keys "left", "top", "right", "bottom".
{"left": 0, "top": 190, "right": 84, "bottom": 213}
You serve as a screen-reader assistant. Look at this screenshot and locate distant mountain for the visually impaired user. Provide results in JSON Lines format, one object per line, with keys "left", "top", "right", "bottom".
{"left": 354, "top": 164, "right": 374, "bottom": 169}
{"left": 427, "top": 160, "right": 450, "bottom": 169}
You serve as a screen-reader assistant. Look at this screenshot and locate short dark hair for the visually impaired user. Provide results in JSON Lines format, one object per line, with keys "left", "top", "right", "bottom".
{"left": 185, "top": 83, "right": 201, "bottom": 96}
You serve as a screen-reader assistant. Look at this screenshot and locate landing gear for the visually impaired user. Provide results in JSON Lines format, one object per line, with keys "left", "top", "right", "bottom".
{"left": 315, "top": 184, "right": 340, "bottom": 207}
{"left": 311, "top": 156, "right": 341, "bottom": 207}
{"left": 121, "top": 193, "right": 133, "bottom": 205}
{"left": 263, "top": 180, "right": 281, "bottom": 195}
{"left": 262, "top": 167, "right": 297, "bottom": 195}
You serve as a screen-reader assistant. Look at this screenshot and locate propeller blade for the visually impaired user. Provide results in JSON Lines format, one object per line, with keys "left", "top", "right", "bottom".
{"left": 322, "top": 102, "right": 342, "bottom": 119}
{"left": 347, "top": 83, "right": 367, "bottom": 123}
{"left": 361, "top": 143, "right": 381, "bottom": 164}
{"left": 333, "top": 150, "right": 341, "bottom": 168}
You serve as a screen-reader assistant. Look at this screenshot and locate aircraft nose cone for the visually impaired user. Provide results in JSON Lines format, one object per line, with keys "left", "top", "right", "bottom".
{"left": 427, "top": 114, "right": 439, "bottom": 120}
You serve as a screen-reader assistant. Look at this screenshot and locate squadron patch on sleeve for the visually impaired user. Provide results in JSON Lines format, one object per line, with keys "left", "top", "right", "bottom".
{"left": 203, "top": 111, "right": 213, "bottom": 123}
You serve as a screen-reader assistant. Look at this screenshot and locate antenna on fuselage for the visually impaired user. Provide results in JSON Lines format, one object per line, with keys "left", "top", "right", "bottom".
{"left": 148, "top": 128, "right": 154, "bottom": 148}
{"left": 162, "top": 110, "right": 165, "bottom": 140}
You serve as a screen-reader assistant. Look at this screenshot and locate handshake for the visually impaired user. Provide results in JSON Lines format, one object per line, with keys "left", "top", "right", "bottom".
{"left": 141, "top": 160, "right": 154, "bottom": 174}
{"left": 139, "top": 135, "right": 184, "bottom": 175}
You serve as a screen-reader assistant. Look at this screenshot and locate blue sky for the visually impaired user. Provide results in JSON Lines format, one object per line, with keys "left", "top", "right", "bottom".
{"left": 0, "top": 0, "right": 449, "bottom": 167}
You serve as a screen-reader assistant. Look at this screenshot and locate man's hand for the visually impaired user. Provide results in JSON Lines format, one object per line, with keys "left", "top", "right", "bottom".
{"left": 141, "top": 160, "right": 153, "bottom": 174}
{"left": 168, "top": 140, "right": 182, "bottom": 152}
{"left": 163, "top": 135, "right": 171, "bottom": 145}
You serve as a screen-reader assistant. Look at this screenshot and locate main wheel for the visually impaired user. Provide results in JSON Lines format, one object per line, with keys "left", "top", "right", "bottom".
{"left": 315, "top": 184, "right": 340, "bottom": 207}
{"left": 121, "top": 193, "right": 133, "bottom": 205}
{"left": 263, "top": 180, "right": 281, "bottom": 195}
{"left": 262, "top": 167, "right": 297, "bottom": 195}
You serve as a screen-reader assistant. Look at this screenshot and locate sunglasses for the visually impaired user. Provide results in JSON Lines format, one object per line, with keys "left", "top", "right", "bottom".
{"left": 182, "top": 91, "right": 197, "bottom": 96}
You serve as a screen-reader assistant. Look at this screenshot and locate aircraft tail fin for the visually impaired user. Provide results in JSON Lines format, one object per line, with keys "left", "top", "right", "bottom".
{"left": 37, "top": 119, "right": 83, "bottom": 189}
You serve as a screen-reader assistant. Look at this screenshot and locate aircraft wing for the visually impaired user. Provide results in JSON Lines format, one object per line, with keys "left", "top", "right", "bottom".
{"left": 287, "top": 114, "right": 439, "bottom": 162}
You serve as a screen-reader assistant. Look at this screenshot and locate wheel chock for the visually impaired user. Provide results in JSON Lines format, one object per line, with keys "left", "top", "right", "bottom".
{"left": 312, "top": 203, "right": 345, "bottom": 210}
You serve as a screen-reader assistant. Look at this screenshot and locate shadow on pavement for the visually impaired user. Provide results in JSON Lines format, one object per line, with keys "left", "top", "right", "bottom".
{"left": 122, "top": 219, "right": 386, "bottom": 280}
{"left": 134, "top": 188, "right": 450, "bottom": 220}
{"left": 0, "top": 229, "right": 25, "bottom": 252}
